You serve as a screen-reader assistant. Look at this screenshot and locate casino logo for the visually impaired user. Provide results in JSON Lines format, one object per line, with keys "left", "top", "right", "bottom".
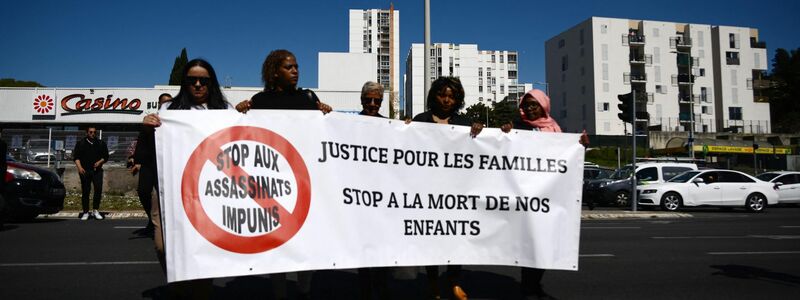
{"left": 32, "top": 94, "right": 56, "bottom": 120}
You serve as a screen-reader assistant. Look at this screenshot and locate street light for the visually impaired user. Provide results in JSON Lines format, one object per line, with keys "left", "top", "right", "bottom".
{"left": 533, "top": 81, "right": 549, "bottom": 95}
{"left": 671, "top": 50, "right": 695, "bottom": 159}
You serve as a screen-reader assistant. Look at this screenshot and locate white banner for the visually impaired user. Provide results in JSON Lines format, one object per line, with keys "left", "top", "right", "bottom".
{"left": 156, "top": 111, "right": 584, "bottom": 283}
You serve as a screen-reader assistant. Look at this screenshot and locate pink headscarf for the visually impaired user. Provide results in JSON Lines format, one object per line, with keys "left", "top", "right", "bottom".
{"left": 519, "top": 89, "right": 562, "bottom": 133}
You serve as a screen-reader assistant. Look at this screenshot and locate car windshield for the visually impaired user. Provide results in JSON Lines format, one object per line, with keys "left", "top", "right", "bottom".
{"left": 29, "top": 140, "right": 50, "bottom": 149}
{"left": 609, "top": 167, "right": 633, "bottom": 180}
{"left": 668, "top": 171, "right": 700, "bottom": 183}
{"left": 756, "top": 173, "right": 780, "bottom": 181}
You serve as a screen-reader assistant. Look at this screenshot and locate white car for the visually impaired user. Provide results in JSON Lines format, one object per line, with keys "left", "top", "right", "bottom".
{"left": 636, "top": 169, "right": 779, "bottom": 212}
{"left": 756, "top": 171, "right": 800, "bottom": 204}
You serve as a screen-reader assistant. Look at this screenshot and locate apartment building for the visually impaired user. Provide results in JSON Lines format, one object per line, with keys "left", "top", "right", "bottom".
{"left": 349, "top": 8, "right": 400, "bottom": 117}
{"left": 546, "top": 17, "right": 769, "bottom": 134}
{"left": 404, "top": 43, "right": 532, "bottom": 117}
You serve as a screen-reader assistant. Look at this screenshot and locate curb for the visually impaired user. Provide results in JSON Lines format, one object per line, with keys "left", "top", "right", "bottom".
{"left": 41, "top": 210, "right": 693, "bottom": 220}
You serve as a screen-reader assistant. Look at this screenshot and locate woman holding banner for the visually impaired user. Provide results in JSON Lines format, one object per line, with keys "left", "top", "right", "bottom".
{"left": 142, "top": 58, "right": 233, "bottom": 300}
{"left": 410, "top": 76, "right": 481, "bottom": 300}
{"left": 235, "top": 49, "right": 331, "bottom": 114}
{"left": 501, "top": 89, "right": 587, "bottom": 300}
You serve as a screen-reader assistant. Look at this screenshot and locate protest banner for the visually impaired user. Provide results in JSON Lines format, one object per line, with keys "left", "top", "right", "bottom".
{"left": 156, "top": 110, "right": 584, "bottom": 282}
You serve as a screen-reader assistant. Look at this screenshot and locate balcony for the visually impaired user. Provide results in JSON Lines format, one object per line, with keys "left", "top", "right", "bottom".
{"left": 750, "top": 38, "right": 767, "bottom": 49}
{"left": 629, "top": 73, "right": 647, "bottom": 83}
{"left": 678, "top": 94, "right": 702, "bottom": 103}
{"left": 671, "top": 37, "right": 692, "bottom": 48}
{"left": 677, "top": 74, "right": 695, "bottom": 85}
{"left": 678, "top": 113, "right": 694, "bottom": 123}
{"left": 726, "top": 57, "right": 740, "bottom": 65}
{"left": 753, "top": 79, "right": 771, "bottom": 90}
{"left": 630, "top": 54, "right": 653, "bottom": 64}
{"left": 623, "top": 34, "right": 646, "bottom": 46}
{"left": 754, "top": 95, "right": 770, "bottom": 103}
{"left": 634, "top": 92, "right": 654, "bottom": 103}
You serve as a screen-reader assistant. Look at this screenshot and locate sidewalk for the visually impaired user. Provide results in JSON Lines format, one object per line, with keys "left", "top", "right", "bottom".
{"left": 43, "top": 209, "right": 693, "bottom": 220}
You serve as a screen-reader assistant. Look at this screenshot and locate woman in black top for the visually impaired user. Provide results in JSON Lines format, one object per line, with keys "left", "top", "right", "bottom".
{"left": 410, "top": 77, "right": 478, "bottom": 300}
{"left": 411, "top": 77, "right": 483, "bottom": 137}
{"left": 236, "top": 49, "right": 331, "bottom": 113}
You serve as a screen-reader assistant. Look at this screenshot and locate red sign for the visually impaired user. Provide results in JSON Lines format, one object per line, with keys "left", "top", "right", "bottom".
{"left": 33, "top": 94, "right": 54, "bottom": 114}
{"left": 181, "top": 126, "right": 311, "bottom": 254}
{"left": 60, "top": 93, "right": 142, "bottom": 115}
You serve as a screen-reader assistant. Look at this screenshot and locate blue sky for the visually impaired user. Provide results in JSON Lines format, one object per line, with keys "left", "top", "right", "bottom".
{"left": 1, "top": 0, "right": 797, "bottom": 94}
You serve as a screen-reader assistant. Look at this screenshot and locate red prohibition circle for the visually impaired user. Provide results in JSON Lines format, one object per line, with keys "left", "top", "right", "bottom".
{"left": 181, "top": 126, "right": 311, "bottom": 254}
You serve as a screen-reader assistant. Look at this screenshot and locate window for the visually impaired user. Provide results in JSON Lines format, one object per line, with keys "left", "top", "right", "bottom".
{"left": 775, "top": 174, "right": 799, "bottom": 185}
{"left": 730, "top": 70, "right": 738, "bottom": 86}
{"left": 662, "top": 167, "right": 692, "bottom": 180}
{"left": 558, "top": 39, "right": 565, "bottom": 48}
{"left": 561, "top": 55, "right": 569, "bottom": 71}
{"left": 580, "top": 29, "right": 585, "bottom": 45}
{"left": 500, "top": 85, "right": 504, "bottom": 94}
{"left": 653, "top": 47, "right": 661, "bottom": 64}
{"left": 729, "top": 33, "right": 739, "bottom": 49}
{"left": 508, "top": 54, "right": 517, "bottom": 63}
{"left": 478, "top": 68, "right": 482, "bottom": 77}
{"left": 602, "top": 102, "right": 610, "bottom": 111}
{"left": 720, "top": 171, "right": 753, "bottom": 183}
{"left": 602, "top": 44, "right": 608, "bottom": 61}
{"left": 581, "top": 85, "right": 586, "bottom": 95}
{"left": 603, "top": 82, "right": 609, "bottom": 92}
{"left": 729, "top": 107, "right": 743, "bottom": 120}
{"left": 702, "top": 106, "right": 709, "bottom": 114}
{"left": 732, "top": 87, "right": 739, "bottom": 104}
{"left": 654, "top": 66, "right": 662, "bottom": 82}
{"left": 656, "top": 85, "right": 665, "bottom": 94}
{"left": 601, "top": 24, "right": 607, "bottom": 34}
{"left": 653, "top": 28, "right": 660, "bottom": 37}
{"left": 479, "top": 86, "right": 483, "bottom": 92}
{"left": 602, "top": 63, "right": 608, "bottom": 80}
{"left": 699, "top": 68, "right": 706, "bottom": 77}
{"left": 500, "top": 55, "right": 504, "bottom": 63}
{"left": 701, "top": 87, "right": 708, "bottom": 102}
{"left": 636, "top": 167, "right": 659, "bottom": 181}
{"left": 726, "top": 51, "right": 740, "bottom": 65}
{"left": 491, "top": 55, "right": 496, "bottom": 63}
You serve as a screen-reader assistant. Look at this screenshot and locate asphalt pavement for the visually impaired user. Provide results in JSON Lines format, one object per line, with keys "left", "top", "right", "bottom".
{"left": 1, "top": 207, "right": 798, "bottom": 299}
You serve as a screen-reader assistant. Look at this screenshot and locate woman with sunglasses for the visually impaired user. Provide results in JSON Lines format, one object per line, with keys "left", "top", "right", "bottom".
{"left": 359, "top": 81, "right": 385, "bottom": 118}
{"left": 501, "top": 89, "right": 587, "bottom": 300}
{"left": 142, "top": 58, "right": 232, "bottom": 300}
{"left": 235, "top": 49, "right": 332, "bottom": 114}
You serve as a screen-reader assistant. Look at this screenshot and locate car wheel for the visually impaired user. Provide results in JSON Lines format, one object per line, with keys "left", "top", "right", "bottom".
{"left": 745, "top": 193, "right": 767, "bottom": 213}
{"left": 614, "top": 191, "right": 630, "bottom": 207}
{"left": 660, "top": 192, "right": 683, "bottom": 211}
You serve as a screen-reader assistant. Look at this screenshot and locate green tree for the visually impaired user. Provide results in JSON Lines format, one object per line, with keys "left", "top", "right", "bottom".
{"left": 464, "top": 102, "right": 491, "bottom": 125}
{"left": 0, "top": 78, "right": 44, "bottom": 87}
{"left": 768, "top": 48, "right": 800, "bottom": 133}
{"left": 168, "top": 48, "right": 189, "bottom": 85}
{"left": 491, "top": 100, "right": 517, "bottom": 128}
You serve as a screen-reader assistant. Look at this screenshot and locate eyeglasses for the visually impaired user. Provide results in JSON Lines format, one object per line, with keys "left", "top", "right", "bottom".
{"left": 361, "top": 97, "right": 383, "bottom": 105}
{"left": 184, "top": 76, "right": 211, "bottom": 86}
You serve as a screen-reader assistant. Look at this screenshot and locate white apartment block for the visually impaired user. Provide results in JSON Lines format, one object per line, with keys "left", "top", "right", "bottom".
{"left": 404, "top": 43, "right": 532, "bottom": 118}
{"left": 349, "top": 8, "right": 400, "bottom": 117}
{"left": 546, "top": 17, "right": 769, "bottom": 135}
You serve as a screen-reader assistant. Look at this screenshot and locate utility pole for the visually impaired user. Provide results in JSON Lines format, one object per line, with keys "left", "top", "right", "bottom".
{"left": 631, "top": 89, "right": 637, "bottom": 212}
{"left": 423, "top": 0, "right": 431, "bottom": 101}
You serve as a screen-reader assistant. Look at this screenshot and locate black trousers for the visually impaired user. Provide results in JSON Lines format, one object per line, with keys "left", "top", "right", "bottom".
{"left": 79, "top": 169, "right": 103, "bottom": 212}
{"left": 137, "top": 164, "right": 158, "bottom": 228}
{"left": 521, "top": 267, "right": 545, "bottom": 294}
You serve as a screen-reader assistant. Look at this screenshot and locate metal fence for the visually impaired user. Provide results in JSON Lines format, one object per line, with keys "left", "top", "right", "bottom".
{"left": 647, "top": 118, "right": 770, "bottom": 134}
{"left": 1, "top": 128, "right": 138, "bottom": 167}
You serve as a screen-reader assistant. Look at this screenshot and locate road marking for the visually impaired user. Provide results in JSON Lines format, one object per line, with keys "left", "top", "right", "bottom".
{"left": 113, "top": 226, "right": 146, "bottom": 229}
{"left": 579, "top": 254, "right": 615, "bottom": 257}
{"left": 653, "top": 235, "right": 800, "bottom": 240}
{"left": 0, "top": 261, "right": 159, "bottom": 267}
{"left": 707, "top": 251, "right": 800, "bottom": 255}
{"left": 583, "top": 226, "right": 641, "bottom": 229}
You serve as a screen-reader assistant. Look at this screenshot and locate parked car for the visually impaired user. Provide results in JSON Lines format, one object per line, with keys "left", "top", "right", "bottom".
{"left": 637, "top": 169, "right": 779, "bottom": 212}
{"left": 2, "top": 156, "right": 65, "bottom": 221}
{"left": 756, "top": 171, "right": 800, "bottom": 204}
{"left": 584, "top": 162, "right": 698, "bottom": 207}
{"left": 24, "top": 139, "right": 56, "bottom": 163}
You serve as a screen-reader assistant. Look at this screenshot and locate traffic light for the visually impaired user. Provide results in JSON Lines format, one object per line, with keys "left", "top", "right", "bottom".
{"left": 617, "top": 92, "right": 632, "bottom": 123}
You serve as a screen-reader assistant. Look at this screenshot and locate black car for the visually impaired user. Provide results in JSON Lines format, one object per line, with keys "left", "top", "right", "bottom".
{"left": 2, "top": 157, "right": 65, "bottom": 221}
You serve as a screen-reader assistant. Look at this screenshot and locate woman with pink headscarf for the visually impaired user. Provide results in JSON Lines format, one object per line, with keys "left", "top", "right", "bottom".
{"left": 501, "top": 89, "right": 587, "bottom": 299}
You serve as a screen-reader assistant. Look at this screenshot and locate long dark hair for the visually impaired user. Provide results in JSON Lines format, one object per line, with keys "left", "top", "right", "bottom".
{"left": 261, "top": 49, "right": 296, "bottom": 92}
{"left": 427, "top": 76, "right": 465, "bottom": 114}
{"left": 168, "top": 58, "right": 228, "bottom": 110}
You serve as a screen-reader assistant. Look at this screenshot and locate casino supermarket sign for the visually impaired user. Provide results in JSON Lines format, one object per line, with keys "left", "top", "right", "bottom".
{"left": 60, "top": 93, "right": 143, "bottom": 115}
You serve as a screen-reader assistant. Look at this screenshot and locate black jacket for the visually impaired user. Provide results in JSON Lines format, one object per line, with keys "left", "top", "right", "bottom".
{"left": 412, "top": 111, "right": 473, "bottom": 126}
{"left": 133, "top": 128, "right": 156, "bottom": 167}
{"left": 73, "top": 137, "right": 109, "bottom": 170}
{"left": 250, "top": 88, "right": 319, "bottom": 110}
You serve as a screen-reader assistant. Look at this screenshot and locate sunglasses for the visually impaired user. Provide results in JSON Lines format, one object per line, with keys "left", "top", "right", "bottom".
{"left": 361, "top": 97, "right": 383, "bottom": 105}
{"left": 184, "top": 76, "right": 211, "bottom": 86}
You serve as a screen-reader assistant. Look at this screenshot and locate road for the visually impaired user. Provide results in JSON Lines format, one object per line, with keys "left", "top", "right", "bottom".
{"left": 1, "top": 207, "right": 798, "bottom": 299}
